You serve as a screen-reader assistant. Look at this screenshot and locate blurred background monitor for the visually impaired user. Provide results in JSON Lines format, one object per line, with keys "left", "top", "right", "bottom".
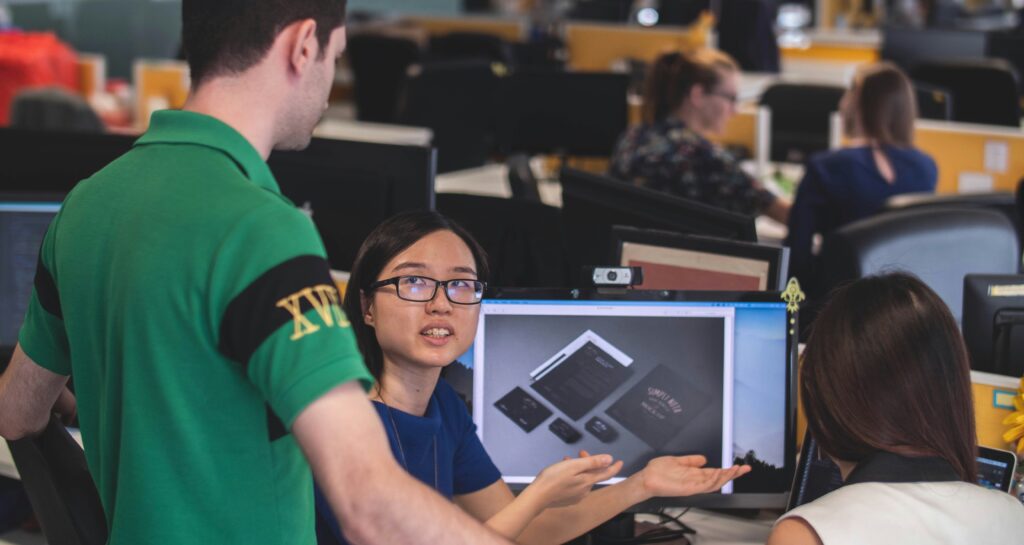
{"left": 268, "top": 138, "right": 437, "bottom": 271}
{"left": 880, "top": 27, "right": 988, "bottom": 72}
{"left": 962, "top": 274, "right": 1024, "bottom": 377}
{"left": 0, "top": 195, "right": 64, "bottom": 359}
{"left": 474, "top": 288, "right": 796, "bottom": 509}
{"left": 497, "top": 71, "right": 630, "bottom": 158}
{"left": 559, "top": 168, "right": 757, "bottom": 281}
{"left": 612, "top": 226, "right": 789, "bottom": 291}
{"left": 0, "top": 128, "right": 134, "bottom": 194}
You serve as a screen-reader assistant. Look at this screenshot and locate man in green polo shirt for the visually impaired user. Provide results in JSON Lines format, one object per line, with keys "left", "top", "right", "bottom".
{"left": 0, "top": 1, "right": 554, "bottom": 544}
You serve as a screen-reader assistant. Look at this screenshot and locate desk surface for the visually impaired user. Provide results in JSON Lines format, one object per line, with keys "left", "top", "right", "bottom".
{"left": 638, "top": 509, "right": 776, "bottom": 545}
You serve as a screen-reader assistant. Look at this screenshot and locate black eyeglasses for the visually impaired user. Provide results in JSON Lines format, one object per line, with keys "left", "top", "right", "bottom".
{"left": 708, "top": 90, "right": 739, "bottom": 105}
{"left": 367, "top": 275, "right": 486, "bottom": 305}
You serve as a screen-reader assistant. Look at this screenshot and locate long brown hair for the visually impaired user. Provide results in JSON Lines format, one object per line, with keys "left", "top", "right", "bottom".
{"left": 801, "top": 273, "right": 978, "bottom": 482}
{"left": 847, "top": 62, "right": 917, "bottom": 146}
{"left": 641, "top": 49, "right": 739, "bottom": 124}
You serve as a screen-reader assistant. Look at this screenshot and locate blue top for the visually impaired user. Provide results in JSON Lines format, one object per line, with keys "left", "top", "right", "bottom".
{"left": 785, "top": 145, "right": 937, "bottom": 287}
{"left": 314, "top": 378, "right": 502, "bottom": 545}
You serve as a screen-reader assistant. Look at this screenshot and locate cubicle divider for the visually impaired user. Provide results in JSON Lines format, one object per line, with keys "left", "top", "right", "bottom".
{"left": 563, "top": 16, "right": 712, "bottom": 72}
{"left": 407, "top": 15, "right": 526, "bottom": 41}
{"left": 914, "top": 119, "right": 1024, "bottom": 195}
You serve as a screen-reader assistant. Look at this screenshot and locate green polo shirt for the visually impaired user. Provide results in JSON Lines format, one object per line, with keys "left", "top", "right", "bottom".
{"left": 18, "top": 110, "right": 373, "bottom": 544}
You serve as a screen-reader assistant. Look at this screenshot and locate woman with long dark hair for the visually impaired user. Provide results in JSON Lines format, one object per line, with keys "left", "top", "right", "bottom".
{"left": 316, "top": 211, "right": 749, "bottom": 545}
{"left": 785, "top": 62, "right": 937, "bottom": 290}
{"left": 768, "top": 273, "right": 1024, "bottom": 544}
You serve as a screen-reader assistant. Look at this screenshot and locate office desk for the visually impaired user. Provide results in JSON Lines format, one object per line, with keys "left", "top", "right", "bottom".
{"left": 636, "top": 509, "right": 775, "bottom": 545}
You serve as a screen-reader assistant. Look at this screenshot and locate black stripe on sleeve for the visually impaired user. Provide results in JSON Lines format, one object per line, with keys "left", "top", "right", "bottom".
{"left": 218, "top": 255, "right": 337, "bottom": 367}
{"left": 33, "top": 255, "right": 62, "bottom": 319}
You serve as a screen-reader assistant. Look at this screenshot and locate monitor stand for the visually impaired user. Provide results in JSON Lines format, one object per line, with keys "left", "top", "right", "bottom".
{"left": 993, "top": 309, "right": 1024, "bottom": 376}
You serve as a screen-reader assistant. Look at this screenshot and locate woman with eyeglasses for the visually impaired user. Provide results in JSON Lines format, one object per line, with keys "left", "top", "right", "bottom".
{"left": 314, "top": 211, "right": 749, "bottom": 545}
{"left": 610, "top": 49, "right": 790, "bottom": 223}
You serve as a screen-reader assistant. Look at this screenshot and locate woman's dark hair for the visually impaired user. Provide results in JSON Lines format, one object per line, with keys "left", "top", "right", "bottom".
{"left": 343, "top": 211, "right": 490, "bottom": 380}
{"left": 641, "top": 49, "right": 739, "bottom": 124}
{"left": 849, "top": 62, "right": 917, "bottom": 146}
{"left": 182, "top": 0, "right": 347, "bottom": 86}
{"left": 801, "top": 273, "right": 977, "bottom": 482}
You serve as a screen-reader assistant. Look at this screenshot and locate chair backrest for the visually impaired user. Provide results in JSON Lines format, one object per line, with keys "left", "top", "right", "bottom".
{"left": 885, "top": 190, "right": 1022, "bottom": 253}
{"left": 397, "top": 60, "right": 503, "bottom": 173}
{"left": 759, "top": 83, "right": 845, "bottom": 163}
{"left": 717, "top": 0, "right": 780, "bottom": 73}
{"left": 910, "top": 60, "right": 1021, "bottom": 127}
{"left": 913, "top": 81, "right": 954, "bottom": 121}
{"left": 9, "top": 87, "right": 104, "bottom": 132}
{"left": 6, "top": 415, "right": 107, "bottom": 545}
{"left": 819, "top": 206, "right": 1020, "bottom": 324}
{"left": 986, "top": 30, "right": 1024, "bottom": 94}
{"left": 426, "top": 32, "right": 511, "bottom": 65}
{"left": 435, "top": 193, "right": 569, "bottom": 288}
{"left": 346, "top": 34, "right": 421, "bottom": 123}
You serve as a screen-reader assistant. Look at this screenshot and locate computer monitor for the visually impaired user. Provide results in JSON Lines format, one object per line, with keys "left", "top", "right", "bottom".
{"left": 267, "top": 137, "right": 437, "bottom": 271}
{"left": 0, "top": 128, "right": 135, "bottom": 194}
{"left": 914, "top": 82, "right": 954, "bottom": 121}
{"left": 473, "top": 288, "right": 797, "bottom": 509}
{"left": 560, "top": 168, "right": 758, "bottom": 277}
{"left": 880, "top": 27, "right": 987, "bottom": 72}
{"left": 0, "top": 196, "right": 63, "bottom": 352}
{"left": 497, "top": 71, "right": 630, "bottom": 157}
{"left": 787, "top": 431, "right": 1018, "bottom": 511}
{"left": 962, "top": 274, "right": 1024, "bottom": 377}
{"left": 612, "top": 226, "right": 789, "bottom": 291}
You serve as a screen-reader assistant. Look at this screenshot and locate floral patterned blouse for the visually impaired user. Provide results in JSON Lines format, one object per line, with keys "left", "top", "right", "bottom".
{"left": 609, "top": 118, "right": 775, "bottom": 216}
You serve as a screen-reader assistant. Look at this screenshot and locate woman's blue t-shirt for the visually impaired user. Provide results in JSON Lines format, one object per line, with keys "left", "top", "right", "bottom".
{"left": 314, "top": 378, "right": 502, "bottom": 544}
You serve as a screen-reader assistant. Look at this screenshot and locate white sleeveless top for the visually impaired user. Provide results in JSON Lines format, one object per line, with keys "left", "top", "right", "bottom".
{"left": 780, "top": 481, "right": 1024, "bottom": 545}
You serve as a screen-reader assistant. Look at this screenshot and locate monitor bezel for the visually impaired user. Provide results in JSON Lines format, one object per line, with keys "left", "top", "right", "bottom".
{"left": 963, "top": 274, "right": 1024, "bottom": 376}
{"left": 476, "top": 287, "right": 798, "bottom": 509}
{"left": 611, "top": 225, "right": 790, "bottom": 291}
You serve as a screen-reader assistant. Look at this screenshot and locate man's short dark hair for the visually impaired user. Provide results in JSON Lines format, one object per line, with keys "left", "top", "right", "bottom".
{"left": 182, "top": 0, "right": 347, "bottom": 86}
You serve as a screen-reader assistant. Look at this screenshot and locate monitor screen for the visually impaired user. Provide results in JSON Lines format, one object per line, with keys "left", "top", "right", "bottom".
{"left": 0, "top": 201, "right": 61, "bottom": 348}
{"left": 613, "top": 227, "right": 788, "bottom": 292}
{"left": 472, "top": 289, "right": 795, "bottom": 508}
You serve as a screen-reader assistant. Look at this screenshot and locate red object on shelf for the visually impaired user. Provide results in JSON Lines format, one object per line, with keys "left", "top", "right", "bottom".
{"left": 0, "top": 32, "right": 78, "bottom": 125}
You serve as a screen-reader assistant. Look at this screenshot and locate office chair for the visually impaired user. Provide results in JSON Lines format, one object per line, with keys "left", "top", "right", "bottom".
{"left": 436, "top": 193, "right": 570, "bottom": 288}
{"left": 397, "top": 60, "right": 503, "bottom": 173}
{"left": 986, "top": 30, "right": 1024, "bottom": 94}
{"left": 426, "top": 32, "right": 512, "bottom": 65}
{"left": 6, "top": 414, "right": 107, "bottom": 545}
{"left": 717, "top": 0, "right": 780, "bottom": 73}
{"left": 910, "top": 60, "right": 1021, "bottom": 127}
{"left": 9, "top": 88, "right": 104, "bottom": 132}
{"left": 759, "top": 83, "right": 845, "bottom": 163}
{"left": 346, "top": 34, "right": 421, "bottom": 123}
{"left": 912, "top": 81, "right": 953, "bottom": 121}
{"left": 818, "top": 206, "right": 1020, "bottom": 325}
{"left": 885, "top": 191, "right": 1022, "bottom": 252}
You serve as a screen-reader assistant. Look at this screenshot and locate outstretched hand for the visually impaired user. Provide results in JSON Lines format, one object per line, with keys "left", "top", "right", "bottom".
{"left": 525, "top": 453, "right": 623, "bottom": 509}
{"left": 636, "top": 454, "right": 751, "bottom": 498}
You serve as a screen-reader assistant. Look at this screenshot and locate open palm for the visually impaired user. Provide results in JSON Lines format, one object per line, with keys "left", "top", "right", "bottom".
{"left": 638, "top": 455, "right": 751, "bottom": 497}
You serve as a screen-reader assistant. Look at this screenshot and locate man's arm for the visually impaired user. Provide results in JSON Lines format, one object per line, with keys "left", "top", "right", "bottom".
{"left": 0, "top": 344, "right": 73, "bottom": 440}
{"left": 292, "top": 381, "right": 514, "bottom": 545}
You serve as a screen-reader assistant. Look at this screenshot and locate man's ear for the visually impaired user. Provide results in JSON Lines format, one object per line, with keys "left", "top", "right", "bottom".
{"left": 287, "top": 19, "right": 320, "bottom": 76}
{"left": 688, "top": 84, "right": 706, "bottom": 107}
{"left": 361, "top": 293, "right": 375, "bottom": 328}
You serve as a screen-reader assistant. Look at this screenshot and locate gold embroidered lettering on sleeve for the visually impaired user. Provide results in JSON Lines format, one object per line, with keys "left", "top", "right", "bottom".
{"left": 276, "top": 285, "right": 351, "bottom": 341}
